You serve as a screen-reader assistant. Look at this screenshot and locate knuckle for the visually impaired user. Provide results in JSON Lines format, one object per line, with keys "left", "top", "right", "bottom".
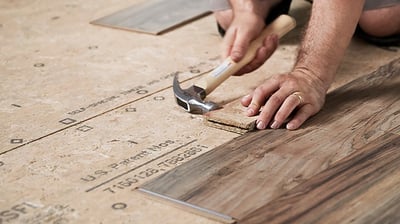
{"left": 274, "top": 112, "right": 287, "bottom": 123}
{"left": 271, "top": 74, "right": 287, "bottom": 83}
{"left": 268, "top": 94, "right": 283, "bottom": 105}
{"left": 233, "top": 42, "right": 248, "bottom": 52}
{"left": 266, "top": 41, "right": 277, "bottom": 51}
{"left": 286, "top": 79, "right": 298, "bottom": 90}
{"left": 253, "top": 86, "right": 266, "bottom": 96}
{"left": 271, "top": 74, "right": 281, "bottom": 81}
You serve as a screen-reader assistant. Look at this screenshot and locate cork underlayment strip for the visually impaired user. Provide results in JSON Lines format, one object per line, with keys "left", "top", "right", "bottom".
{"left": 204, "top": 99, "right": 257, "bottom": 134}
{"left": 90, "top": 0, "right": 211, "bottom": 34}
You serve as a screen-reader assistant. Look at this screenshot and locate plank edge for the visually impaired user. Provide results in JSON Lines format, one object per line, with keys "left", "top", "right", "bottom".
{"left": 136, "top": 187, "right": 237, "bottom": 224}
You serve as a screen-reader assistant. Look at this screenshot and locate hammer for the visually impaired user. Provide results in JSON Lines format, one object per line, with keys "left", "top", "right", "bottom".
{"left": 173, "top": 15, "right": 296, "bottom": 114}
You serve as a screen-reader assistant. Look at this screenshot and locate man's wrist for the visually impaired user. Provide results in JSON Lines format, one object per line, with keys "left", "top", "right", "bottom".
{"left": 292, "top": 63, "right": 334, "bottom": 92}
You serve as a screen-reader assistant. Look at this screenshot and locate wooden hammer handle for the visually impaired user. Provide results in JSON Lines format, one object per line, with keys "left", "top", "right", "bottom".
{"left": 197, "top": 14, "right": 296, "bottom": 95}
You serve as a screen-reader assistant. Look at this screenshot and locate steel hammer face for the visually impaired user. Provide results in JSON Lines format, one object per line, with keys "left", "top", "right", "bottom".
{"left": 173, "top": 75, "right": 219, "bottom": 114}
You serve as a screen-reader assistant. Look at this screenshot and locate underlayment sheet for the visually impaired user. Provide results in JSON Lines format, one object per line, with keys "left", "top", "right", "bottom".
{"left": 91, "top": 0, "right": 212, "bottom": 34}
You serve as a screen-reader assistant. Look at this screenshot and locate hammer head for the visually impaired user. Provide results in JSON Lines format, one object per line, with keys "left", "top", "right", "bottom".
{"left": 173, "top": 74, "right": 220, "bottom": 114}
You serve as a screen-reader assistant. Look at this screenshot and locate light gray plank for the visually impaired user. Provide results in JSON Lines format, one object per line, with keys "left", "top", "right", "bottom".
{"left": 91, "top": 0, "right": 212, "bottom": 34}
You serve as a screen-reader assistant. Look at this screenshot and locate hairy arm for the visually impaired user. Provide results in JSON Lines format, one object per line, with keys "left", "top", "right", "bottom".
{"left": 295, "top": 0, "right": 366, "bottom": 90}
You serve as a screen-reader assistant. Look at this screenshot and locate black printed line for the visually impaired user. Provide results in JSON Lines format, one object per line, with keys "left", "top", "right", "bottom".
{"left": 85, "top": 139, "right": 197, "bottom": 192}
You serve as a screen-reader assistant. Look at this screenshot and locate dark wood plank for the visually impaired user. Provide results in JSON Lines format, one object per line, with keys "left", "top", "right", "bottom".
{"left": 240, "top": 132, "right": 400, "bottom": 224}
{"left": 91, "top": 0, "right": 211, "bottom": 34}
{"left": 140, "top": 58, "right": 400, "bottom": 220}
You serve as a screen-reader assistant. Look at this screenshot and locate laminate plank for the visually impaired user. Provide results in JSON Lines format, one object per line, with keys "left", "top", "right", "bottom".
{"left": 391, "top": 125, "right": 400, "bottom": 136}
{"left": 240, "top": 132, "right": 400, "bottom": 224}
{"left": 140, "top": 58, "right": 400, "bottom": 220}
{"left": 90, "top": 0, "right": 211, "bottom": 34}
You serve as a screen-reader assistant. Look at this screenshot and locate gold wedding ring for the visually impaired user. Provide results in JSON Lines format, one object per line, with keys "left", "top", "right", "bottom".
{"left": 292, "top": 92, "right": 304, "bottom": 105}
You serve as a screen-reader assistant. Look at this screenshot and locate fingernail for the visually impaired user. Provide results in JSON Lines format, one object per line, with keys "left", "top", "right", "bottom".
{"left": 270, "top": 120, "right": 280, "bottom": 129}
{"left": 247, "top": 108, "right": 255, "bottom": 116}
{"left": 256, "top": 120, "right": 266, "bottom": 129}
{"left": 286, "top": 123, "right": 295, "bottom": 130}
{"left": 232, "top": 51, "right": 242, "bottom": 61}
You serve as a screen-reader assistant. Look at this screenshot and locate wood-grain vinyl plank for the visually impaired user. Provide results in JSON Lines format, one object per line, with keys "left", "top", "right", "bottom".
{"left": 140, "top": 58, "right": 400, "bottom": 221}
{"left": 240, "top": 131, "right": 400, "bottom": 224}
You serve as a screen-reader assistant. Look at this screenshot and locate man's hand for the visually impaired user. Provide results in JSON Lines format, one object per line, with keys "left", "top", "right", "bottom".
{"left": 215, "top": 0, "right": 280, "bottom": 75}
{"left": 241, "top": 69, "right": 327, "bottom": 130}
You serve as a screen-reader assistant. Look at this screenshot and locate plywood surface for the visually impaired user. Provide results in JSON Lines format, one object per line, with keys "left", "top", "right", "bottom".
{"left": 140, "top": 58, "right": 400, "bottom": 221}
{"left": 0, "top": 0, "right": 222, "bottom": 153}
{"left": 0, "top": 85, "right": 238, "bottom": 223}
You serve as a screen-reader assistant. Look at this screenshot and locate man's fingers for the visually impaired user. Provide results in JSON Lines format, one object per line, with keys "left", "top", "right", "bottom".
{"left": 234, "top": 34, "right": 279, "bottom": 76}
{"left": 246, "top": 81, "right": 278, "bottom": 118}
{"left": 241, "top": 94, "right": 253, "bottom": 107}
{"left": 214, "top": 10, "right": 233, "bottom": 32}
{"left": 244, "top": 79, "right": 281, "bottom": 130}
{"left": 230, "top": 32, "right": 251, "bottom": 62}
{"left": 235, "top": 45, "right": 268, "bottom": 75}
{"left": 270, "top": 92, "right": 302, "bottom": 129}
{"left": 286, "top": 105, "right": 315, "bottom": 130}
{"left": 263, "top": 34, "right": 278, "bottom": 59}
{"left": 242, "top": 70, "right": 326, "bottom": 130}
{"left": 256, "top": 89, "right": 288, "bottom": 129}
{"left": 221, "top": 28, "right": 236, "bottom": 59}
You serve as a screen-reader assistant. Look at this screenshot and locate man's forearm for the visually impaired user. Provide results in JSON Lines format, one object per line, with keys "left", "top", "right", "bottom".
{"left": 295, "top": 0, "right": 365, "bottom": 90}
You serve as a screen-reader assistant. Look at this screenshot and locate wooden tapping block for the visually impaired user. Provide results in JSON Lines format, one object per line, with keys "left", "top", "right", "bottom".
{"left": 204, "top": 99, "right": 257, "bottom": 134}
